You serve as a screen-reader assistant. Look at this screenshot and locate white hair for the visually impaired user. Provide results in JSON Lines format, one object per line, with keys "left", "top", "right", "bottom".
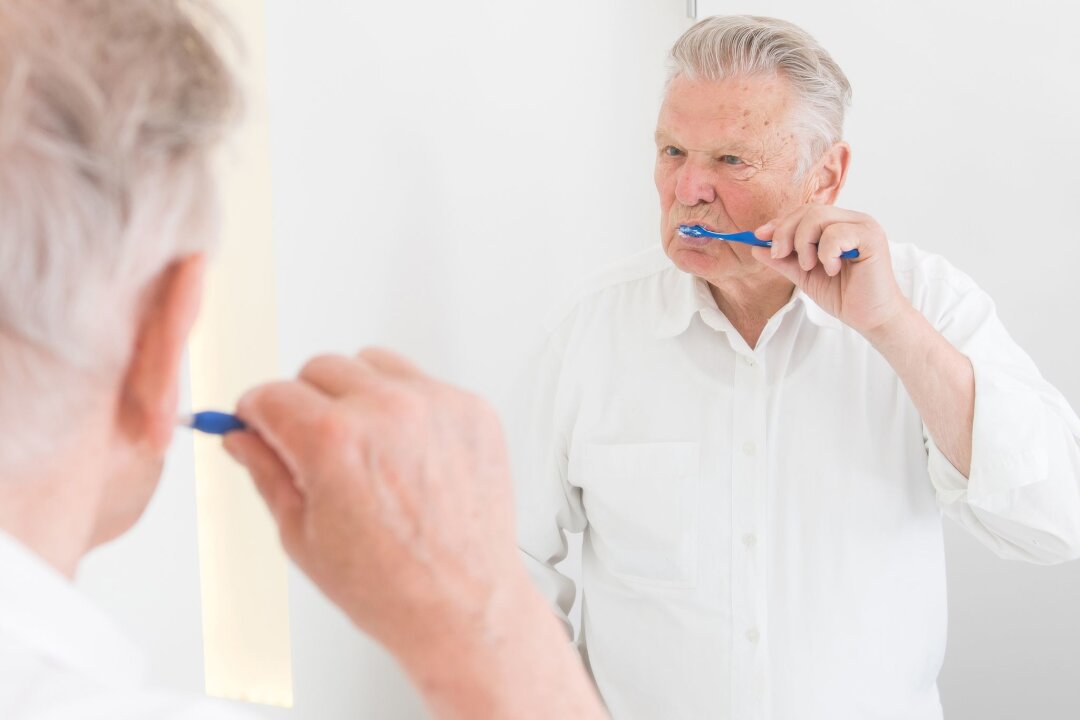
{"left": 668, "top": 15, "right": 852, "bottom": 177}
{"left": 0, "top": 0, "right": 238, "bottom": 465}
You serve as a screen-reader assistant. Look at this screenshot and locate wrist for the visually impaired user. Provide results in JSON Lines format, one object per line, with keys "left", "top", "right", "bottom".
{"left": 393, "top": 569, "right": 582, "bottom": 719}
{"left": 861, "top": 300, "right": 923, "bottom": 351}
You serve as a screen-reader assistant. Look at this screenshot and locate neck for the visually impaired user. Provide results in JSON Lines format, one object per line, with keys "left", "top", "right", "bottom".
{"left": 0, "top": 450, "right": 104, "bottom": 580}
{"left": 708, "top": 271, "right": 795, "bottom": 348}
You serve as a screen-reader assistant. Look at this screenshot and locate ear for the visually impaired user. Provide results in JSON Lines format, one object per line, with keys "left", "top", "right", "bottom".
{"left": 804, "top": 141, "right": 851, "bottom": 205}
{"left": 116, "top": 254, "right": 206, "bottom": 453}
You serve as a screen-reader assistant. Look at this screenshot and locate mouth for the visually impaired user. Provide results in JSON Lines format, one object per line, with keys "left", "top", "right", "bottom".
{"left": 672, "top": 220, "right": 719, "bottom": 248}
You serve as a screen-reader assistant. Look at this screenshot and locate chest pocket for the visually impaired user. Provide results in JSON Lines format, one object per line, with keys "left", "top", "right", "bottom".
{"left": 572, "top": 441, "right": 700, "bottom": 588}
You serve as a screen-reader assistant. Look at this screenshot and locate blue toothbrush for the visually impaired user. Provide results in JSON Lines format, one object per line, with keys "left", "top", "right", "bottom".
{"left": 177, "top": 410, "right": 247, "bottom": 435}
{"left": 678, "top": 224, "right": 860, "bottom": 260}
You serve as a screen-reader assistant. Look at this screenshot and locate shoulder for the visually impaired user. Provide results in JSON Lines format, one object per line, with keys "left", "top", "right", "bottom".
{"left": 889, "top": 242, "right": 993, "bottom": 324}
{"left": 890, "top": 242, "right": 979, "bottom": 294}
{"left": 542, "top": 245, "right": 678, "bottom": 333}
{"left": 2, "top": 692, "right": 262, "bottom": 720}
{"left": 0, "top": 660, "right": 264, "bottom": 720}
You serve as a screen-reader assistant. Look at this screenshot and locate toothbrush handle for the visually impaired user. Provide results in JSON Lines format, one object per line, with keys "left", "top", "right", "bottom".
{"left": 766, "top": 241, "right": 859, "bottom": 260}
{"left": 191, "top": 411, "right": 246, "bottom": 435}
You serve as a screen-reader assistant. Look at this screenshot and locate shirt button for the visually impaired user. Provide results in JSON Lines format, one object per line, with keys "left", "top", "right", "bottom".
{"left": 746, "top": 628, "right": 760, "bottom": 643}
{"left": 742, "top": 533, "right": 757, "bottom": 548}
{"left": 742, "top": 355, "right": 757, "bottom": 368}
{"left": 741, "top": 440, "right": 757, "bottom": 457}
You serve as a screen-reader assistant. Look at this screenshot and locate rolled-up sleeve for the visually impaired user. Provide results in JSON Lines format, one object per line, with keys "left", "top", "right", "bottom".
{"left": 918, "top": 266, "right": 1080, "bottom": 564}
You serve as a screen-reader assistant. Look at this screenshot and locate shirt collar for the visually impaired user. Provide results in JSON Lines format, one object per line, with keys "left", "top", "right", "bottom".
{"left": 654, "top": 265, "right": 841, "bottom": 339}
{"left": 0, "top": 530, "right": 147, "bottom": 690}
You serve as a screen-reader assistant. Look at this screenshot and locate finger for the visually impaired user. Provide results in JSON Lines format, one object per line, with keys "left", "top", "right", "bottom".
{"left": 754, "top": 219, "right": 777, "bottom": 241}
{"left": 300, "top": 353, "right": 378, "bottom": 397}
{"left": 760, "top": 206, "right": 809, "bottom": 260}
{"left": 817, "top": 223, "right": 861, "bottom": 276}
{"left": 223, "top": 430, "right": 304, "bottom": 544}
{"left": 356, "top": 347, "right": 424, "bottom": 381}
{"left": 795, "top": 207, "right": 871, "bottom": 271}
{"left": 763, "top": 205, "right": 868, "bottom": 262}
{"left": 792, "top": 210, "right": 826, "bottom": 272}
{"left": 235, "top": 380, "right": 342, "bottom": 486}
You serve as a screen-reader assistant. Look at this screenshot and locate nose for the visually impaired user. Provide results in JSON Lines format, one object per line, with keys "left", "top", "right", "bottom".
{"left": 674, "top": 155, "right": 717, "bottom": 207}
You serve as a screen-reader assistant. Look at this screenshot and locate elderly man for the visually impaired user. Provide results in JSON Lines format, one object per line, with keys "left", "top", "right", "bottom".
{"left": 513, "top": 15, "right": 1080, "bottom": 720}
{"left": 0, "top": 1, "right": 604, "bottom": 718}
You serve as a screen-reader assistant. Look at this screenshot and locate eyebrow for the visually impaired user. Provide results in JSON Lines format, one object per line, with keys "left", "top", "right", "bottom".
{"left": 654, "top": 129, "right": 753, "bottom": 156}
{"left": 654, "top": 129, "right": 677, "bottom": 146}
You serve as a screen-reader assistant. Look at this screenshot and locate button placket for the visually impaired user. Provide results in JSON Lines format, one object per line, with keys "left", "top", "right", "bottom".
{"left": 730, "top": 352, "right": 770, "bottom": 719}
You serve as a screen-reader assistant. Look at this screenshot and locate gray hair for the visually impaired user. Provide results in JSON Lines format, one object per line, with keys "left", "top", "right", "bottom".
{"left": 668, "top": 15, "right": 852, "bottom": 177}
{"left": 0, "top": 0, "right": 239, "bottom": 463}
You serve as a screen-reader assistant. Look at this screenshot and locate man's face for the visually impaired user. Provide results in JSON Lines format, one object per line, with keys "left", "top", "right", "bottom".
{"left": 654, "top": 73, "right": 808, "bottom": 284}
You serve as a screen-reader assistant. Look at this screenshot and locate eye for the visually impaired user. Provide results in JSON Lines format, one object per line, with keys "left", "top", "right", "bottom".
{"left": 661, "top": 145, "right": 684, "bottom": 158}
{"left": 719, "top": 155, "right": 744, "bottom": 166}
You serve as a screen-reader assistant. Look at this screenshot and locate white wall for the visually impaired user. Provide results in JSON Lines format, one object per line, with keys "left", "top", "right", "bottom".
{"left": 695, "top": 1, "right": 1080, "bottom": 717}
{"left": 261, "top": 1, "right": 687, "bottom": 712}
{"left": 78, "top": 0, "right": 1080, "bottom": 717}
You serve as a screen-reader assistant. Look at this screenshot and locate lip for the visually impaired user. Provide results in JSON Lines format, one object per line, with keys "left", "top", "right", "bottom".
{"left": 677, "top": 232, "right": 711, "bottom": 247}
{"left": 672, "top": 220, "right": 718, "bottom": 247}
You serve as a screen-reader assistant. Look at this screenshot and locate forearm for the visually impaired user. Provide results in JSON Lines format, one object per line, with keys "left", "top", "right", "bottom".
{"left": 866, "top": 304, "right": 976, "bottom": 477}
{"left": 394, "top": 572, "right": 606, "bottom": 720}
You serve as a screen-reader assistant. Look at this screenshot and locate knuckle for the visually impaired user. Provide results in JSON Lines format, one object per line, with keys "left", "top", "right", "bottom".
{"left": 357, "top": 346, "right": 390, "bottom": 362}
{"left": 299, "top": 354, "right": 341, "bottom": 381}
{"left": 311, "top": 407, "right": 354, "bottom": 449}
{"left": 241, "top": 380, "right": 289, "bottom": 417}
{"left": 235, "top": 387, "right": 261, "bottom": 418}
{"left": 304, "top": 408, "right": 358, "bottom": 459}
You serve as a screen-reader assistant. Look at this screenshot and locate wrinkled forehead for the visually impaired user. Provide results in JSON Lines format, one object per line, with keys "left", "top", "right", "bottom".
{"left": 656, "top": 72, "right": 799, "bottom": 155}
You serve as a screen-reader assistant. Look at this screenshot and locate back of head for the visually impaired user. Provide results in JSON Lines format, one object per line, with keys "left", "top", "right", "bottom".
{"left": 668, "top": 15, "right": 852, "bottom": 177}
{"left": 0, "top": 0, "right": 238, "bottom": 465}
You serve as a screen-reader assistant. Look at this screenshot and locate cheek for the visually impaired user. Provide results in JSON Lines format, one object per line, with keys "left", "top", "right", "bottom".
{"left": 719, "top": 179, "right": 787, "bottom": 225}
{"left": 654, "top": 164, "right": 674, "bottom": 204}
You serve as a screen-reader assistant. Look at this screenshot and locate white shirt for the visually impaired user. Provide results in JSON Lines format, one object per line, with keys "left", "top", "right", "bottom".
{"left": 0, "top": 531, "right": 260, "bottom": 720}
{"left": 511, "top": 243, "right": 1080, "bottom": 720}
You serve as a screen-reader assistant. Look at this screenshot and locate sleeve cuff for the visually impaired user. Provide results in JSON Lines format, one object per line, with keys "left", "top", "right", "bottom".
{"left": 928, "top": 358, "right": 1049, "bottom": 509}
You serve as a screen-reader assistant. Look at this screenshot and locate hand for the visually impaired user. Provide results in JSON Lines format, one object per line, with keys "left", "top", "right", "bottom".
{"left": 222, "top": 348, "right": 529, "bottom": 658}
{"left": 225, "top": 348, "right": 606, "bottom": 719}
{"left": 752, "top": 205, "right": 909, "bottom": 337}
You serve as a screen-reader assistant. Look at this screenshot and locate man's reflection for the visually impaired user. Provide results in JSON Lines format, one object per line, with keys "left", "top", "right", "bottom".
{"left": 512, "top": 15, "right": 1080, "bottom": 720}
